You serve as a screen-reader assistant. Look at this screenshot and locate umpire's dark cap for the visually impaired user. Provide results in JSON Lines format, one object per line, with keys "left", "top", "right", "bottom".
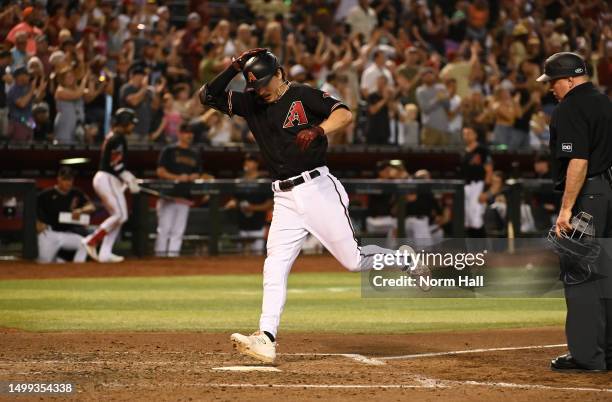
{"left": 243, "top": 50, "right": 281, "bottom": 90}
{"left": 536, "top": 52, "right": 587, "bottom": 83}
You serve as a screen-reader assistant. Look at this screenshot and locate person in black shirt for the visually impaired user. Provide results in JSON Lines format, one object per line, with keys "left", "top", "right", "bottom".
{"left": 32, "top": 102, "right": 53, "bottom": 142}
{"left": 366, "top": 75, "right": 393, "bottom": 144}
{"left": 155, "top": 123, "right": 204, "bottom": 257}
{"left": 537, "top": 52, "right": 612, "bottom": 372}
{"left": 37, "top": 167, "right": 95, "bottom": 263}
{"left": 461, "top": 126, "right": 493, "bottom": 237}
{"left": 200, "top": 48, "right": 429, "bottom": 363}
{"left": 82, "top": 108, "right": 141, "bottom": 263}
{"left": 224, "top": 154, "right": 273, "bottom": 255}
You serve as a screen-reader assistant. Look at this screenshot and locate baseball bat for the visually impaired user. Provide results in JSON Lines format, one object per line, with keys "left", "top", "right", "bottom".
{"left": 139, "top": 187, "right": 195, "bottom": 206}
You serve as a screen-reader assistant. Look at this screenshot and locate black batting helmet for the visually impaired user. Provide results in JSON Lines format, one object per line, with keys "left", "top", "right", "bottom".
{"left": 536, "top": 52, "right": 587, "bottom": 83}
{"left": 243, "top": 50, "right": 281, "bottom": 90}
{"left": 112, "top": 108, "right": 138, "bottom": 127}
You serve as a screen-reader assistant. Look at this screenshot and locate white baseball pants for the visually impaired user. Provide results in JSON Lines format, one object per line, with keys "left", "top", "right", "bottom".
{"left": 259, "top": 166, "right": 404, "bottom": 337}
{"left": 37, "top": 229, "right": 87, "bottom": 263}
{"left": 155, "top": 199, "right": 190, "bottom": 257}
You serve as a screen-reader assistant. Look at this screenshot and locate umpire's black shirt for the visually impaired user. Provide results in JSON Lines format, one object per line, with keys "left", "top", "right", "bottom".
{"left": 549, "top": 82, "right": 612, "bottom": 191}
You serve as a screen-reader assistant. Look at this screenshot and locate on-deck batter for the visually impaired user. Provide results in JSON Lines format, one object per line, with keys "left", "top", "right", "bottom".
{"left": 200, "top": 49, "right": 428, "bottom": 363}
{"left": 82, "top": 108, "right": 141, "bottom": 263}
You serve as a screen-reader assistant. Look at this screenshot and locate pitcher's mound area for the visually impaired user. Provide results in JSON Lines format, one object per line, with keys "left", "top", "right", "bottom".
{"left": 1, "top": 327, "right": 611, "bottom": 401}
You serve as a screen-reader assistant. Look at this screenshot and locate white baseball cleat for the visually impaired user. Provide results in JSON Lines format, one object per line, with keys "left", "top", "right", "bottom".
{"left": 99, "top": 254, "right": 125, "bottom": 263}
{"left": 399, "top": 245, "right": 432, "bottom": 291}
{"left": 81, "top": 239, "right": 99, "bottom": 261}
{"left": 230, "top": 331, "right": 276, "bottom": 363}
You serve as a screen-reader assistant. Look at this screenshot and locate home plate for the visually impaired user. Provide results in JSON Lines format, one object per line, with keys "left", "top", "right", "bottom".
{"left": 212, "top": 366, "right": 281, "bottom": 372}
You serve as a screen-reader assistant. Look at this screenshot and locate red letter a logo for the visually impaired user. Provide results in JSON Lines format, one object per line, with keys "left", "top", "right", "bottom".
{"left": 283, "top": 101, "right": 309, "bottom": 128}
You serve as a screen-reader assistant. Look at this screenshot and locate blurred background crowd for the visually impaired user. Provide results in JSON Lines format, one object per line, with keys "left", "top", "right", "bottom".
{"left": 0, "top": 0, "right": 610, "bottom": 150}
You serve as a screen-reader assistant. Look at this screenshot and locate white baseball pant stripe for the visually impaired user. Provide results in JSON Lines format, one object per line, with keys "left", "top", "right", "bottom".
{"left": 259, "top": 166, "right": 405, "bottom": 337}
{"left": 91, "top": 171, "right": 128, "bottom": 260}
{"left": 155, "top": 199, "right": 190, "bottom": 256}
{"left": 37, "top": 229, "right": 87, "bottom": 263}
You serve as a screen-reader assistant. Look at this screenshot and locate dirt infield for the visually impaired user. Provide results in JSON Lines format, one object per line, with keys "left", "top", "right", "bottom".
{"left": 1, "top": 328, "right": 611, "bottom": 401}
{"left": 0, "top": 255, "right": 342, "bottom": 279}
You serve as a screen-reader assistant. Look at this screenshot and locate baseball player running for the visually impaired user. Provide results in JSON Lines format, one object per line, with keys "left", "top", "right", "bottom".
{"left": 155, "top": 123, "right": 202, "bottom": 257}
{"left": 200, "top": 48, "right": 427, "bottom": 363}
{"left": 82, "top": 108, "right": 140, "bottom": 263}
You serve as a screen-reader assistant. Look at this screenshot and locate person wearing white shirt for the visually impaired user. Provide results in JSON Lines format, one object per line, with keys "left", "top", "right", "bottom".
{"left": 360, "top": 50, "right": 394, "bottom": 97}
{"left": 445, "top": 78, "right": 463, "bottom": 145}
{"left": 346, "top": 0, "right": 377, "bottom": 39}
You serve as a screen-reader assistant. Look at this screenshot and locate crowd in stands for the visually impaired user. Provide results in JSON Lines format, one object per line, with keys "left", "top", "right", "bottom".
{"left": 0, "top": 0, "right": 610, "bottom": 150}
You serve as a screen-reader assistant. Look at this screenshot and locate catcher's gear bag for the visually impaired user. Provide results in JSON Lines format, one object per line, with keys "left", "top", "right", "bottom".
{"left": 547, "top": 211, "right": 602, "bottom": 285}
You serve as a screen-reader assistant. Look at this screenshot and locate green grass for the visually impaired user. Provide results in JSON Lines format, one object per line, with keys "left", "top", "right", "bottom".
{"left": 0, "top": 273, "right": 566, "bottom": 333}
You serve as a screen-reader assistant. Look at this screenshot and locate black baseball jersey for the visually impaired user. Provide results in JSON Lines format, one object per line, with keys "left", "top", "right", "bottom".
{"left": 37, "top": 187, "right": 91, "bottom": 232}
{"left": 158, "top": 145, "right": 202, "bottom": 198}
{"left": 100, "top": 132, "right": 128, "bottom": 177}
{"left": 461, "top": 144, "right": 491, "bottom": 183}
{"left": 549, "top": 82, "right": 612, "bottom": 190}
{"left": 205, "top": 76, "right": 348, "bottom": 180}
{"left": 158, "top": 145, "right": 202, "bottom": 175}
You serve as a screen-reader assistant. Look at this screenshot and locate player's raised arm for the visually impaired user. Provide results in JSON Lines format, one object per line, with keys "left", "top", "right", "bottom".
{"left": 198, "top": 48, "right": 266, "bottom": 115}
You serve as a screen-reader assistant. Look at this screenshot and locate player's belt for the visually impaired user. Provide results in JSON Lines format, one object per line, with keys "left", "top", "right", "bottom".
{"left": 276, "top": 169, "right": 321, "bottom": 192}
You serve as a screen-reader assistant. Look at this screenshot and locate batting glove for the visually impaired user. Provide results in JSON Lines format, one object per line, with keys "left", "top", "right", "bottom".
{"left": 232, "top": 48, "right": 267, "bottom": 71}
{"left": 295, "top": 126, "right": 325, "bottom": 152}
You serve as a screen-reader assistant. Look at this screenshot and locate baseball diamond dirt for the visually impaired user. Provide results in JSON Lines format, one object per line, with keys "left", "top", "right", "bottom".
{"left": 1, "top": 256, "right": 611, "bottom": 401}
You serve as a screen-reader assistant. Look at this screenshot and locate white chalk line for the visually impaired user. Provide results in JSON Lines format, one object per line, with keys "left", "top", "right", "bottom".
{"left": 97, "top": 380, "right": 612, "bottom": 393}
{"left": 378, "top": 343, "right": 568, "bottom": 361}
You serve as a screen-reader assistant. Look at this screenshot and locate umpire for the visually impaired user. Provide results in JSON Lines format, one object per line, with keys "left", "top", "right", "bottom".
{"left": 537, "top": 52, "right": 612, "bottom": 372}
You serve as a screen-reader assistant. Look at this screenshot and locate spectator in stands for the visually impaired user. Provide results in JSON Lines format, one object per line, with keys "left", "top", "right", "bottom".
{"left": 445, "top": 78, "right": 463, "bottom": 145}
{"left": 491, "top": 86, "right": 521, "bottom": 149}
{"left": 396, "top": 47, "right": 423, "bottom": 106}
{"left": 202, "top": 109, "right": 234, "bottom": 146}
{"left": 7, "top": 66, "right": 45, "bottom": 142}
{"left": 32, "top": 102, "right": 54, "bottom": 142}
{"left": 35, "top": 35, "right": 51, "bottom": 75}
{"left": 10, "top": 31, "right": 29, "bottom": 69}
{"left": 224, "top": 154, "right": 273, "bottom": 255}
{"left": 366, "top": 75, "right": 393, "bottom": 145}
{"left": 346, "top": 0, "right": 377, "bottom": 39}
{"left": 461, "top": 126, "right": 492, "bottom": 237}
{"left": 416, "top": 68, "right": 450, "bottom": 147}
{"left": 6, "top": 6, "right": 43, "bottom": 57}
{"left": 120, "top": 64, "right": 154, "bottom": 142}
{"left": 84, "top": 56, "right": 114, "bottom": 143}
{"left": 0, "top": 50, "right": 11, "bottom": 140}
{"left": 360, "top": 49, "right": 393, "bottom": 97}
{"left": 54, "top": 66, "right": 86, "bottom": 144}
{"left": 398, "top": 103, "right": 419, "bottom": 147}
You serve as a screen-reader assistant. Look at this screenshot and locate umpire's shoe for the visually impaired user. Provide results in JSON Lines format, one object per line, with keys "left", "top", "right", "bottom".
{"left": 231, "top": 331, "right": 276, "bottom": 363}
{"left": 551, "top": 353, "right": 607, "bottom": 373}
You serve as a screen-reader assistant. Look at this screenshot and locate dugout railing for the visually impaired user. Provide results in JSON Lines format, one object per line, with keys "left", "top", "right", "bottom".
{"left": 0, "top": 178, "right": 557, "bottom": 259}
{"left": 136, "top": 179, "right": 466, "bottom": 256}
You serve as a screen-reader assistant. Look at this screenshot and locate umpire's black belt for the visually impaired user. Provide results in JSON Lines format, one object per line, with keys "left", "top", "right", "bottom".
{"left": 274, "top": 169, "right": 321, "bottom": 192}
{"left": 587, "top": 166, "right": 612, "bottom": 187}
